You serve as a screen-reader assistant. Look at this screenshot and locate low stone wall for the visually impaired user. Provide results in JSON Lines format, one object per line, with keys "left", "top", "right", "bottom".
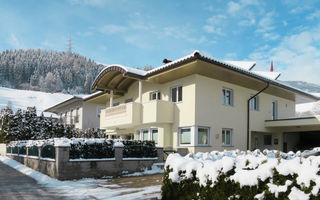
{"left": 7, "top": 146, "right": 163, "bottom": 180}
{"left": 0, "top": 143, "right": 6, "bottom": 156}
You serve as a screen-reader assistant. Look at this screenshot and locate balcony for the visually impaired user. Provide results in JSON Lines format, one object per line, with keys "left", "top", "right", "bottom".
{"left": 100, "top": 100, "right": 174, "bottom": 129}
{"left": 142, "top": 100, "right": 174, "bottom": 124}
{"left": 100, "top": 102, "right": 141, "bottom": 129}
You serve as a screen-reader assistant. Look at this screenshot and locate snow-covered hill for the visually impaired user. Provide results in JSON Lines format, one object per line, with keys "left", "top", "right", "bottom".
{"left": 0, "top": 87, "right": 72, "bottom": 116}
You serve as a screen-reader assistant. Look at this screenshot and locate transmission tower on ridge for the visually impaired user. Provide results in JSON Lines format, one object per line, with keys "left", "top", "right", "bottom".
{"left": 68, "top": 37, "right": 72, "bottom": 52}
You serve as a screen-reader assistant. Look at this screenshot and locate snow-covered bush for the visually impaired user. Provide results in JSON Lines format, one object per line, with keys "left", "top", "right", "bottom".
{"left": 69, "top": 138, "right": 114, "bottom": 159}
{"left": 122, "top": 140, "right": 157, "bottom": 158}
{"left": 162, "top": 149, "right": 320, "bottom": 200}
{"left": 0, "top": 106, "right": 106, "bottom": 143}
{"left": 8, "top": 138, "right": 158, "bottom": 159}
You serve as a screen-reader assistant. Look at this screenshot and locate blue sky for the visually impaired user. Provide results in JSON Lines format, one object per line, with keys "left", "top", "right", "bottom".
{"left": 1, "top": 0, "right": 320, "bottom": 84}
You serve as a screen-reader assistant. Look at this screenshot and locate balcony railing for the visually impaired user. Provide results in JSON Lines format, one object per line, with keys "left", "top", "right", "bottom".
{"left": 100, "top": 100, "right": 174, "bottom": 129}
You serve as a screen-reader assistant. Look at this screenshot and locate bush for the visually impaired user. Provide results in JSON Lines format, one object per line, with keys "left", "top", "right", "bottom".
{"left": 12, "top": 146, "right": 18, "bottom": 154}
{"left": 123, "top": 140, "right": 157, "bottom": 158}
{"left": 6, "top": 146, "right": 11, "bottom": 153}
{"left": 19, "top": 146, "right": 26, "bottom": 155}
{"left": 41, "top": 145, "right": 55, "bottom": 159}
{"left": 28, "top": 145, "right": 39, "bottom": 157}
{"left": 70, "top": 141, "right": 114, "bottom": 159}
{"left": 162, "top": 149, "right": 320, "bottom": 200}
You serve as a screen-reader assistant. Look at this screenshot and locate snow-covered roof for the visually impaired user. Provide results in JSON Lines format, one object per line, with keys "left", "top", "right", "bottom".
{"left": 252, "top": 71, "right": 281, "bottom": 80}
{"left": 223, "top": 60, "right": 256, "bottom": 71}
{"left": 92, "top": 50, "right": 319, "bottom": 102}
{"left": 99, "top": 64, "right": 147, "bottom": 76}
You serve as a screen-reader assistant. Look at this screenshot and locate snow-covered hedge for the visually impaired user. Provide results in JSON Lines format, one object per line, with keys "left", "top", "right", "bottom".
{"left": 123, "top": 140, "right": 157, "bottom": 158}
{"left": 162, "top": 149, "right": 320, "bottom": 200}
{"left": 8, "top": 138, "right": 158, "bottom": 159}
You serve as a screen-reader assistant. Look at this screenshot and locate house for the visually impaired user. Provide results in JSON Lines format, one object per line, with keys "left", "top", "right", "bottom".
{"left": 90, "top": 51, "right": 320, "bottom": 153}
{"left": 44, "top": 92, "right": 107, "bottom": 130}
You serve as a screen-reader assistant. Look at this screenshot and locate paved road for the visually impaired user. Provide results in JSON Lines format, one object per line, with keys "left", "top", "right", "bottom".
{"left": 0, "top": 162, "right": 65, "bottom": 200}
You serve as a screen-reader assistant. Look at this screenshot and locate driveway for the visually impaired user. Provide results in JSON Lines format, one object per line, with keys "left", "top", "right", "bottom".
{"left": 0, "top": 162, "right": 65, "bottom": 200}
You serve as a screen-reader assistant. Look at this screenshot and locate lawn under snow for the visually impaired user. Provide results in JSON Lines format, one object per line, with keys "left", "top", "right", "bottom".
{"left": 166, "top": 148, "right": 320, "bottom": 200}
{"left": 0, "top": 156, "right": 163, "bottom": 200}
{"left": 0, "top": 87, "right": 72, "bottom": 116}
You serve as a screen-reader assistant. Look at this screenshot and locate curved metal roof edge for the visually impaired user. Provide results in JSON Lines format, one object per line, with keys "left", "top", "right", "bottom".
{"left": 91, "top": 51, "right": 320, "bottom": 101}
{"left": 91, "top": 64, "right": 146, "bottom": 90}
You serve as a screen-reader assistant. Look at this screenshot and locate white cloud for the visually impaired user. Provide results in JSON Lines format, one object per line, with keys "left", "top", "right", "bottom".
{"left": 7, "top": 33, "right": 22, "bottom": 49}
{"left": 227, "top": 1, "right": 241, "bottom": 14}
{"left": 207, "top": 14, "right": 227, "bottom": 25}
{"left": 307, "top": 10, "right": 320, "bottom": 20}
{"left": 99, "top": 24, "right": 127, "bottom": 34}
{"left": 68, "top": 0, "right": 105, "bottom": 6}
{"left": 256, "top": 12, "right": 275, "bottom": 33}
{"left": 249, "top": 24, "right": 320, "bottom": 84}
{"left": 203, "top": 25, "right": 224, "bottom": 35}
{"left": 238, "top": 18, "right": 255, "bottom": 26}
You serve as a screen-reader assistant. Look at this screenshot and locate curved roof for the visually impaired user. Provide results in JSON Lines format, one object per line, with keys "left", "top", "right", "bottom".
{"left": 91, "top": 51, "right": 319, "bottom": 102}
{"left": 91, "top": 64, "right": 146, "bottom": 92}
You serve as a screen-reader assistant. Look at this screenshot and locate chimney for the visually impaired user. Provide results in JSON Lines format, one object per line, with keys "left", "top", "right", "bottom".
{"left": 270, "top": 61, "right": 274, "bottom": 72}
{"left": 163, "top": 58, "right": 172, "bottom": 64}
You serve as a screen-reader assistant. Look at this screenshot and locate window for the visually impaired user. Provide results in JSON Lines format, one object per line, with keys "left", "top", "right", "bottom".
{"left": 142, "top": 130, "right": 149, "bottom": 140}
{"left": 74, "top": 107, "right": 79, "bottom": 123}
{"left": 179, "top": 127, "right": 191, "bottom": 145}
{"left": 222, "top": 88, "right": 233, "bottom": 106}
{"left": 197, "top": 127, "right": 209, "bottom": 145}
{"left": 113, "top": 102, "right": 120, "bottom": 107}
{"left": 97, "top": 106, "right": 104, "bottom": 118}
{"left": 264, "top": 135, "right": 272, "bottom": 146}
{"left": 151, "top": 129, "right": 158, "bottom": 144}
{"left": 170, "top": 86, "right": 182, "bottom": 102}
{"left": 272, "top": 100, "right": 278, "bottom": 120}
{"left": 125, "top": 98, "right": 133, "bottom": 103}
{"left": 149, "top": 91, "right": 161, "bottom": 100}
{"left": 222, "top": 129, "right": 233, "bottom": 146}
{"left": 70, "top": 109, "right": 73, "bottom": 124}
{"left": 250, "top": 95, "right": 259, "bottom": 111}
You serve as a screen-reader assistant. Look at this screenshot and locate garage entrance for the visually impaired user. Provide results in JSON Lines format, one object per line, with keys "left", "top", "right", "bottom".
{"left": 283, "top": 131, "right": 320, "bottom": 152}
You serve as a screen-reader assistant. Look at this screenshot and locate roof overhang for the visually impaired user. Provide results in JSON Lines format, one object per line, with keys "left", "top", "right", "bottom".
{"left": 44, "top": 96, "right": 83, "bottom": 114}
{"left": 91, "top": 65, "right": 145, "bottom": 94}
{"left": 91, "top": 51, "right": 320, "bottom": 103}
{"left": 265, "top": 116, "right": 320, "bottom": 132}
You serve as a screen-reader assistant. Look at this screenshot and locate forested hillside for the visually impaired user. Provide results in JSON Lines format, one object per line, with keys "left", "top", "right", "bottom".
{"left": 0, "top": 49, "right": 104, "bottom": 94}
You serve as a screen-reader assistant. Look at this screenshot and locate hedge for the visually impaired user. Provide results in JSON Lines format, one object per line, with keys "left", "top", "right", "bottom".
{"left": 123, "top": 140, "right": 157, "bottom": 158}
{"left": 41, "top": 145, "right": 55, "bottom": 159}
{"left": 161, "top": 149, "right": 320, "bottom": 200}
{"left": 70, "top": 141, "right": 114, "bottom": 159}
{"left": 28, "top": 145, "right": 39, "bottom": 157}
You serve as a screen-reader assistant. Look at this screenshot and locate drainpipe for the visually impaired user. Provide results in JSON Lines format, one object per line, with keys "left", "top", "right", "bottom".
{"left": 247, "top": 82, "right": 269, "bottom": 150}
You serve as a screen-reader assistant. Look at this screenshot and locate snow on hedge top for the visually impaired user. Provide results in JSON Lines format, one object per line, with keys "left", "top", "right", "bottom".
{"left": 165, "top": 148, "right": 320, "bottom": 196}
{"left": 8, "top": 138, "right": 120, "bottom": 147}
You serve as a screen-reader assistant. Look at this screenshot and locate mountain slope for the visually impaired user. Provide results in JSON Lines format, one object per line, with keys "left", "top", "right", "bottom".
{"left": 0, "top": 49, "right": 104, "bottom": 94}
{"left": 0, "top": 86, "right": 72, "bottom": 116}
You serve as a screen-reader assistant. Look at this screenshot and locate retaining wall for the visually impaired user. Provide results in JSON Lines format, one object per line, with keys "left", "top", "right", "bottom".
{"left": 7, "top": 146, "right": 163, "bottom": 180}
{"left": 0, "top": 143, "right": 6, "bottom": 156}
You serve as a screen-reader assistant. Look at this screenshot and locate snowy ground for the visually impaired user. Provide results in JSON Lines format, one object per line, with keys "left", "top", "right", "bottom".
{"left": 0, "top": 156, "right": 163, "bottom": 200}
{"left": 0, "top": 87, "right": 72, "bottom": 116}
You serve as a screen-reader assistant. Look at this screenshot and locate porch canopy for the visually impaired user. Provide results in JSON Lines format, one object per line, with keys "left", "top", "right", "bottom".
{"left": 91, "top": 65, "right": 145, "bottom": 95}
{"left": 265, "top": 116, "right": 320, "bottom": 132}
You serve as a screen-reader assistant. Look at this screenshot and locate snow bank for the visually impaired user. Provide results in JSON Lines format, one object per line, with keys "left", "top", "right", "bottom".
{"left": 165, "top": 148, "right": 320, "bottom": 199}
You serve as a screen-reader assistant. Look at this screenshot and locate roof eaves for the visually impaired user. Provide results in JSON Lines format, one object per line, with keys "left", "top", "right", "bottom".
{"left": 44, "top": 96, "right": 83, "bottom": 113}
